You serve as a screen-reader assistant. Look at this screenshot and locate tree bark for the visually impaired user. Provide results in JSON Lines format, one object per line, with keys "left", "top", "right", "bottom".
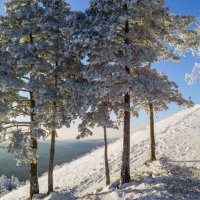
{"left": 121, "top": 16, "right": 131, "bottom": 183}
{"left": 47, "top": 73, "right": 58, "bottom": 194}
{"left": 29, "top": 32, "right": 39, "bottom": 199}
{"left": 149, "top": 102, "right": 156, "bottom": 162}
{"left": 103, "top": 126, "right": 110, "bottom": 185}
{"left": 121, "top": 90, "right": 131, "bottom": 183}
{"left": 30, "top": 91, "right": 39, "bottom": 199}
{"left": 47, "top": 129, "right": 56, "bottom": 194}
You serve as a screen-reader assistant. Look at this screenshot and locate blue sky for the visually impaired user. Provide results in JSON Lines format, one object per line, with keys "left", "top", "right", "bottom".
{"left": 0, "top": 0, "right": 199, "bottom": 139}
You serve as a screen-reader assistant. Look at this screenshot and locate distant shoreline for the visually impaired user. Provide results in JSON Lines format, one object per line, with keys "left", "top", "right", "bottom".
{"left": 0, "top": 139, "right": 117, "bottom": 182}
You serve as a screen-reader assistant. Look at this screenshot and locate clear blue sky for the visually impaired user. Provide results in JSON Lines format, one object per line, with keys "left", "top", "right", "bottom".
{"left": 0, "top": 0, "right": 199, "bottom": 139}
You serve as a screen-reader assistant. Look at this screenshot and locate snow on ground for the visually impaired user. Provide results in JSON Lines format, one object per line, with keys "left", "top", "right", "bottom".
{"left": 1, "top": 105, "right": 200, "bottom": 200}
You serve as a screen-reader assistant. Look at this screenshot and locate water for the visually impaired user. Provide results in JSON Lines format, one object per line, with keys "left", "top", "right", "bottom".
{"left": 0, "top": 139, "right": 111, "bottom": 182}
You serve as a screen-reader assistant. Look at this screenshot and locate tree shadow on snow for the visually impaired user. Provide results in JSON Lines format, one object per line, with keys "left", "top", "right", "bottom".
{"left": 85, "top": 163, "right": 200, "bottom": 200}
{"left": 33, "top": 192, "right": 78, "bottom": 200}
{"left": 136, "top": 194, "right": 172, "bottom": 200}
{"left": 168, "top": 159, "right": 200, "bottom": 164}
{"left": 138, "top": 164, "right": 200, "bottom": 200}
{"left": 164, "top": 164, "right": 200, "bottom": 199}
{"left": 48, "top": 192, "right": 77, "bottom": 200}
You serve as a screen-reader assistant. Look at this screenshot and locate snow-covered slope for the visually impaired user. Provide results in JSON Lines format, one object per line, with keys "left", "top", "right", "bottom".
{"left": 2, "top": 105, "right": 200, "bottom": 200}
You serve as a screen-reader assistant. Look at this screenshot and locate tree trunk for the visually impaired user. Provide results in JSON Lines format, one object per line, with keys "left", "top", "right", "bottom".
{"left": 29, "top": 33, "right": 39, "bottom": 199}
{"left": 103, "top": 126, "right": 110, "bottom": 185}
{"left": 149, "top": 102, "right": 156, "bottom": 162}
{"left": 121, "top": 16, "right": 131, "bottom": 183}
{"left": 47, "top": 73, "right": 58, "bottom": 194}
{"left": 47, "top": 129, "right": 56, "bottom": 194}
{"left": 30, "top": 138, "right": 39, "bottom": 199}
{"left": 121, "top": 91, "right": 131, "bottom": 183}
{"left": 30, "top": 91, "right": 39, "bottom": 199}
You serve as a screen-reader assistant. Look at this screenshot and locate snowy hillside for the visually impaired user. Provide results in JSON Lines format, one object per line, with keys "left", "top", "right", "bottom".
{"left": 2, "top": 105, "right": 200, "bottom": 200}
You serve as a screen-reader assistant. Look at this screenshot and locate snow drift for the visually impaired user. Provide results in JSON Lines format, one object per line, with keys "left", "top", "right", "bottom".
{"left": 1, "top": 105, "right": 200, "bottom": 200}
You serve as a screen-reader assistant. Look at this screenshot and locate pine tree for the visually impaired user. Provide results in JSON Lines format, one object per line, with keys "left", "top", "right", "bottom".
{"left": 34, "top": 0, "right": 71, "bottom": 194}
{"left": 32, "top": 0, "right": 87, "bottom": 194}
{"left": 0, "top": 1, "right": 46, "bottom": 198}
{"left": 132, "top": 65, "right": 193, "bottom": 162}
{"left": 77, "top": 97, "right": 118, "bottom": 186}
{"left": 84, "top": 0, "right": 196, "bottom": 183}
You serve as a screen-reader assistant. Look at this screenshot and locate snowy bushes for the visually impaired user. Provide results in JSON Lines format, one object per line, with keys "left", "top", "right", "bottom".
{"left": 0, "top": 175, "right": 22, "bottom": 197}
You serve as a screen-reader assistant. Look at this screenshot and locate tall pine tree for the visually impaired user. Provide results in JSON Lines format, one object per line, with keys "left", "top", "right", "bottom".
{"left": 0, "top": 0, "right": 46, "bottom": 198}
{"left": 132, "top": 65, "right": 193, "bottom": 162}
{"left": 83, "top": 0, "right": 196, "bottom": 183}
{"left": 32, "top": 0, "right": 87, "bottom": 194}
